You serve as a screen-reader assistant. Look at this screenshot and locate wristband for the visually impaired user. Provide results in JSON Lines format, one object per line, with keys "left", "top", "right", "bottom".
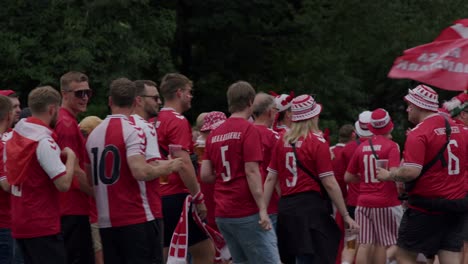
{"left": 192, "top": 191, "right": 205, "bottom": 204}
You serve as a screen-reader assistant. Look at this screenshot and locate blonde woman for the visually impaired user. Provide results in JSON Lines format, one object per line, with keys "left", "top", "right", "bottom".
{"left": 264, "top": 94, "right": 359, "bottom": 264}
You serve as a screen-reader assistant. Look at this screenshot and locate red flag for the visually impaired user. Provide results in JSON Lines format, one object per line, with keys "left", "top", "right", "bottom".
{"left": 388, "top": 19, "right": 468, "bottom": 91}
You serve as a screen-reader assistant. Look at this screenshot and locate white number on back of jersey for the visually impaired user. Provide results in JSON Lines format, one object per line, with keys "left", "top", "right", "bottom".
{"left": 447, "top": 139, "right": 460, "bottom": 175}
{"left": 363, "top": 154, "right": 379, "bottom": 183}
{"left": 220, "top": 146, "right": 232, "bottom": 182}
{"left": 285, "top": 152, "right": 298, "bottom": 187}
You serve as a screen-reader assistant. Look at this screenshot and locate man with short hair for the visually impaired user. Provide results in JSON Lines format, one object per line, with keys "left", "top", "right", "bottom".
{"left": 156, "top": 73, "right": 214, "bottom": 263}
{"left": 378, "top": 84, "right": 466, "bottom": 263}
{"left": 86, "top": 78, "right": 182, "bottom": 264}
{"left": 6, "top": 86, "right": 78, "bottom": 264}
{"left": 0, "top": 95, "right": 18, "bottom": 264}
{"left": 252, "top": 92, "right": 280, "bottom": 228}
{"left": 0, "top": 90, "right": 21, "bottom": 125}
{"left": 201, "top": 81, "right": 280, "bottom": 263}
{"left": 56, "top": 71, "right": 94, "bottom": 264}
{"left": 129, "top": 79, "right": 164, "bottom": 263}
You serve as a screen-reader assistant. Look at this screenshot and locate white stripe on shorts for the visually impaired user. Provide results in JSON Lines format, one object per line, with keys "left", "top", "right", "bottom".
{"left": 356, "top": 205, "right": 403, "bottom": 246}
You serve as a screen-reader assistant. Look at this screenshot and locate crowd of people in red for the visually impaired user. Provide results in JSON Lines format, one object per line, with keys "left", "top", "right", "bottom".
{"left": 0, "top": 71, "right": 467, "bottom": 264}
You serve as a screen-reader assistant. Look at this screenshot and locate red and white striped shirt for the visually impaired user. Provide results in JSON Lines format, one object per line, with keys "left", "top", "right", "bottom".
{"left": 86, "top": 114, "right": 154, "bottom": 228}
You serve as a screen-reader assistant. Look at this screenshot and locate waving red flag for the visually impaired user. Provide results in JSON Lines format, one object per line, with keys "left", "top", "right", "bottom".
{"left": 388, "top": 19, "right": 468, "bottom": 91}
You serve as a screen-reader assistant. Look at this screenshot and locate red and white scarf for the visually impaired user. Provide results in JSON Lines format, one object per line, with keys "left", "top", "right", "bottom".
{"left": 167, "top": 192, "right": 230, "bottom": 264}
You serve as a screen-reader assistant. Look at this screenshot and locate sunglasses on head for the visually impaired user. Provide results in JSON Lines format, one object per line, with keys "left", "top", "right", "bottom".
{"left": 74, "top": 89, "right": 92, "bottom": 98}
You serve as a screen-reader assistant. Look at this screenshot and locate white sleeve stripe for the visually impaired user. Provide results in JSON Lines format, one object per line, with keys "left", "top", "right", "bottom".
{"left": 402, "top": 163, "right": 423, "bottom": 169}
{"left": 319, "top": 171, "right": 334, "bottom": 178}
{"left": 267, "top": 168, "right": 278, "bottom": 175}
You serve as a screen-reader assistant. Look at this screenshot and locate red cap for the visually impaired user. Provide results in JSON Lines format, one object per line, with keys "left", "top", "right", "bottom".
{"left": 0, "top": 90, "right": 15, "bottom": 96}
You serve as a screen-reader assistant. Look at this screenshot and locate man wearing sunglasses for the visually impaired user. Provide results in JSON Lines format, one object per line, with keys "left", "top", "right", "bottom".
{"left": 55, "top": 71, "right": 94, "bottom": 264}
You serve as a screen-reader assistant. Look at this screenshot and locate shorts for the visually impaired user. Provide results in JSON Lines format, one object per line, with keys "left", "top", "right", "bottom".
{"left": 397, "top": 208, "right": 463, "bottom": 258}
{"left": 356, "top": 206, "right": 402, "bottom": 246}
{"left": 162, "top": 193, "right": 208, "bottom": 247}
{"left": 90, "top": 223, "right": 102, "bottom": 252}
{"left": 17, "top": 234, "right": 66, "bottom": 264}
{"left": 277, "top": 191, "right": 340, "bottom": 264}
{"left": 100, "top": 220, "right": 163, "bottom": 264}
{"left": 61, "top": 215, "right": 94, "bottom": 264}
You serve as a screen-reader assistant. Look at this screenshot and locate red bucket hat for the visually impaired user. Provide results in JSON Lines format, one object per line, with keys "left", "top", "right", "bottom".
{"left": 368, "top": 108, "right": 394, "bottom": 135}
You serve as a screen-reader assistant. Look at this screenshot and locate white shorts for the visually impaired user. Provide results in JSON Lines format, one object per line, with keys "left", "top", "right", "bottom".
{"left": 356, "top": 205, "right": 403, "bottom": 246}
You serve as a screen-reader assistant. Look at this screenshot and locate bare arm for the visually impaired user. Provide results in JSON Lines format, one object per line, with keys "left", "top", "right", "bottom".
{"left": 127, "top": 155, "right": 182, "bottom": 181}
{"left": 245, "top": 161, "right": 271, "bottom": 230}
{"left": 321, "top": 176, "right": 359, "bottom": 230}
{"left": 75, "top": 163, "right": 93, "bottom": 196}
{"left": 344, "top": 171, "right": 360, "bottom": 183}
{"left": 176, "top": 150, "right": 201, "bottom": 196}
{"left": 377, "top": 166, "right": 419, "bottom": 182}
{"left": 200, "top": 160, "right": 216, "bottom": 183}
{"left": 263, "top": 171, "right": 278, "bottom": 207}
{"left": 54, "top": 148, "right": 77, "bottom": 192}
{"left": 0, "top": 179, "right": 9, "bottom": 193}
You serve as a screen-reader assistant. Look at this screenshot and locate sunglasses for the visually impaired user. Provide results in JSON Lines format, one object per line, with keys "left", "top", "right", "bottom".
{"left": 73, "top": 89, "right": 93, "bottom": 98}
{"left": 140, "top": 95, "right": 160, "bottom": 101}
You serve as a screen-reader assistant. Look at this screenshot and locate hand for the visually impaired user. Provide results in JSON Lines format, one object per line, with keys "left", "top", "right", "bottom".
{"left": 258, "top": 210, "right": 272, "bottom": 230}
{"left": 169, "top": 158, "right": 183, "bottom": 173}
{"left": 61, "top": 147, "right": 76, "bottom": 161}
{"left": 195, "top": 202, "right": 207, "bottom": 220}
{"left": 344, "top": 215, "right": 359, "bottom": 233}
{"left": 376, "top": 167, "right": 391, "bottom": 181}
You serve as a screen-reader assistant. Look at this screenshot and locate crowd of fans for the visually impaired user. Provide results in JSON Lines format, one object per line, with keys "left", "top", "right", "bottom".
{"left": 0, "top": 71, "right": 467, "bottom": 264}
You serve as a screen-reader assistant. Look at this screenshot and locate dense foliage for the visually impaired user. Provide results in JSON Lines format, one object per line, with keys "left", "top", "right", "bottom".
{"left": 2, "top": 0, "right": 468, "bottom": 145}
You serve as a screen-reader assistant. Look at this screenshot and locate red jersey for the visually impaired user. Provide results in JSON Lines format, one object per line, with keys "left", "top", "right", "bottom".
{"left": 0, "top": 132, "right": 12, "bottom": 228}
{"left": 204, "top": 117, "right": 263, "bottom": 218}
{"left": 254, "top": 124, "right": 280, "bottom": 214}
{"left": 268, "top": 132, "right": 334, "bottom": 197}
{"left": 55, "top": 107, "right": 90, "bottom": 216}
{"left": 347, "top": 135, "right": 401, "bottom": 207}
{"left": 330, "top": 143, "right": 347, "bottom": 196}
{"left": 6, "top": 118, "right": 67, "bottom": 238}
{"left": 404, "top": 114, "right": 466, "bottom": 200}
{"left": 452, "top": 119, "right": 468, "bottom": 192}
{"left": 341, "top": 139, "right": 366, "bottom": 206}
{"left": 86, "top": 115, "right": 153, "bottom": 228}
{"left": 155, "top": 108, "right": 193, "bottom": 196}
{"left": 130, "top": 114, "right": 163, "bottom": 219}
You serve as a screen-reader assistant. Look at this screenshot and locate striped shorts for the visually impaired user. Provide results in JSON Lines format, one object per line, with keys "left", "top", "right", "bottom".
{"left": 356, "top": 205, "right": 403, "bottom": 246}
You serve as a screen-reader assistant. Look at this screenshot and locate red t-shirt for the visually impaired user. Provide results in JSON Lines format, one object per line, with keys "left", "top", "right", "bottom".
{"left": 347, "top": 135, "right": 401, "bottom": 207}
{"left": 155, "top": 108, "right": 193, "bottom": 196}
{"left": 254, "top": 124, "right": 280, "bottom": 214}
{"left": 7, "top": 118, "right": 67, "bottom": 238}
{"left": 340, "top": 139, "right": 366, "bottom": 206}
{"left": 0, "top": 132, "right": 11, "bottom": 228}
{"left": 268, "top": 132, "right": 334, "bottom": 197}
{"left": 86, "top": 115, "right": 154, "bottom": 228}
{"left": 130, "top": 114, "right": 163, "bottom": 219}
{"left": 331, "top": 143, "right": 347, "bottom": 197}
{"left": 55, "top": 107, "right": 90, "bottom": 216}
{"left": 404, "top": 114, "right": 466, "bottom": 200}
{"left": 204, "top": 117, "right": 263, "bottom": 218}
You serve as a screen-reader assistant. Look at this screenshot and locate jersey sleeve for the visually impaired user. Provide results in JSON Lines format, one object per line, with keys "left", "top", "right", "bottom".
{"left": 402, "top": 132, "right": 425, "bottom": 169}
{"left": 126, "top": 125, "right": 146, "bottom": 158}
{"left": 144, "top": 124, "right": 161, "bottom": 162}
{"left": 314, "top": 139, "right": 334, "bottom": 178}
{"left": 243, "top": 125, "right": 263, "bottom": 162}
{"left": 0, "top": 143, "right": 5, "bottom": 181}
{"left": 346, "top": 147, "right": 360, "bottom": 175}
{"left": 267, "top": 139, "right": 280, "bottom": 175}
{"left": 388, "top": 142, "right": 401, "bottom": 168}
{"left": 36, "top": 138, "right": 67, "bottom": 180}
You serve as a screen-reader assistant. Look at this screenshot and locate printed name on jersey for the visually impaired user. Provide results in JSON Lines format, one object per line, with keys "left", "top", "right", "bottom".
{"left": 434, "top": 126, "right": 460, "bottom": 135}
{"left": 211, "top": 132, "right": 242, "bottom": 143}
{"left": 362, "top": 145, "right": 382, "bottom": 152}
